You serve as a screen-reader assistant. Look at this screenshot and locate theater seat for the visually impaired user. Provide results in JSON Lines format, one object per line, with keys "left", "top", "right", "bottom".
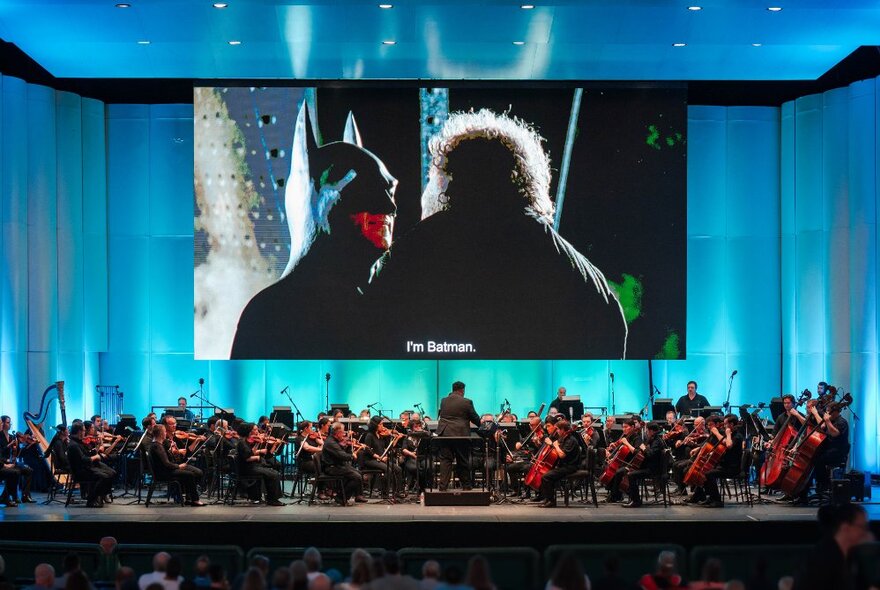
{"left": 399, "top": 547, "right": 540, "bottom": 590}
{"left": 688, "top": 544, "right": 811, "bottom": 584}
{"left": 543, "top": 544, "right": 687, "bottom": 584}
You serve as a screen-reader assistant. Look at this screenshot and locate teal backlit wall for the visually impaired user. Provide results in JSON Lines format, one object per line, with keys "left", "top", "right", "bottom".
{"left": 1, "top": 75, "right": 876, "bottom": 472}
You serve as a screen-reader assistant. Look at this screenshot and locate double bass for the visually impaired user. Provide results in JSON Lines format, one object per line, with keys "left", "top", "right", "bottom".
{"left": 759, "top": 390, "right": 810, "bottom": 488}
{"left": 779, "top": 391, "right": 853, "bottom": 497}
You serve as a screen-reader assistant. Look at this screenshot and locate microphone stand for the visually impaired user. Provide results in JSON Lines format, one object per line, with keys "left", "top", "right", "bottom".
{"left": 723, "top": 373, "right": 736, "bottom": 415}
{"left": 610, "top": 374, "right": 617, "bottom": 416}
{"left": 283, "top": 389, "right": 304, "bottom": 423}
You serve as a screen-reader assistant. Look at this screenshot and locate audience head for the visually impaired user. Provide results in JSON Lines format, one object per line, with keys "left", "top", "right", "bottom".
{"left": 381, "top": 551, "right": 402, "bottom": 575}
{"left": 466, "top": 555, "right": 495, "bottom": 590}
{"left": 349, "top": 549, "right": 373, "bottom": 577}
{"left": 302, "top": 548, "right": 322, "bottom": 573}
{"left": 34, "top": 563, "right": 56, "bottom": 588}
{"left": 99, "top": 536, "right": 118, "bottom": 555}
{"left": 165, "top": 557, "right": 182, "bottom": 581}
{"left": 63, "top": 553, "right": 81, "bottom": 574}
{"left": 307, "top": 574, "right": 330, "bottom": 590}
{"left": 452, "top": 381, "right": 466, "bottom": 393}
{"left": 819, "top": 502, "right": 873, "bottom": 555}
{"left": 195, "top": 556, "right": 211, "bottom": 576}
{"left": 250, "top": 556, "right": 270, "bottom": 576}
{"left": 777, "top": 576, "right": 794, "bottom": 590}
{"left": 422, "top": 560, "right": 440, "bottom": 580}
{"left": 66, "top": 571, "right": 91, "bottom": 590}
{"left": 270, "top": 567, "right": 289, "bottom": 590}
{"left": 288, "top": 561, "right": 308, "bottom": 590}
{"left": 656, "top": 551, "right": 678, "bottom": 575}
{"left": 350, "top": 560, "right": 372, "bottom": 585}
{"left": 152, "top": 552, "right": 171, "bottom": 573}
{"left": 208, "top": 564, "right": 227, "bottom": 587}
{"left": 115, "top": 568, "right": 136, "bottom": 590}
{"left": 241, "top": 567, "right": 265, "bottom": 590}
{"left": 549, "top": 552, "right": 588, "bottom": 590}
{"left": 700, "top": 558, "right": 723, "bottom": 582}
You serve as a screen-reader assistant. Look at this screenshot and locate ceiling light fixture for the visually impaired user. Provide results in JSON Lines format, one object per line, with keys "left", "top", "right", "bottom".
{"left": 115, "top": 3, "right": 131, "bottom": 7}
{"left": 513, "top": 41, "right": 525, "bottom": 45}
{"left": 767, "top": 6, "right": 782, "bottom": 11}
{"left": 687, "top": 6, "right": 702, "bottom": 10}
{"left": 228, "top": 40, "right": 241, "bottom": 45}
{"left": 378, "top": 3, "right": 393, "bottom": 8}
{"left": 213, "top": 2, "right": 229, "bottom": 8}
{"left": 672, "top": 42, "right": 687, "bottom": 47}
{"left": 521, "top": 4, "right": 535, "bottom": 9}
{"left": 137, "top": 40, "right": 151, "bottom": 45}
{"left": 752, "top": 43, "right": 762, "bottom": 47}
{"left": 382, "top": 40, "right": 396, "bottom": 45}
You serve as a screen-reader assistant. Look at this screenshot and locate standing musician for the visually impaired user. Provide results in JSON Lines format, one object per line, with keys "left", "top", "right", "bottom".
{"left": 672, "top": 416, "right": 707, "bottom": 495}
{"left": 604, "top": 419, "right": 642, "bottom": 503}
{"left": 362, "top": 417, "right": 405, "bottom": 498}
{"left": 149, "top": 425, "right": 205, "bottom": 506}
{"left": 436, "top": 381, "right": 481, "bottom": 492}
{"left": 67, "top": 422, "right": 116, "bottom": 507}
{"left": 622, "top": 423, "right": 666, "bottom": 508}
{"left": 233, "top": 422, "right": 284, "bottom": 506}
{"left": 675, "top": 380, "right": 710, "bottom": 418}
{"left": 321, "top": 422, "right": 369, "bottom": 505}
{"left": 700, "top": 414, "right": 744, "bottom": 508}
{"left": 538, "top": 419, "right": 581, "bottom": 508}
{"left": 0, "top": 415, "right": 36, "bottom": 503}
{"left": 794, "top": 400, "right": 850, "bottom": 505}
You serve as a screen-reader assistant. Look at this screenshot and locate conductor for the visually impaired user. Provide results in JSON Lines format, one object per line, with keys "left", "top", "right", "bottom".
{"left": 436, "top": 381, "right": 481, "bottom": 491}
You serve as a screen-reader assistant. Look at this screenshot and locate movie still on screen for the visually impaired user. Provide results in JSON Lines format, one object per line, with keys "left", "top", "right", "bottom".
{"left": 194, "top": 85, "right": 686, "bottom": 361}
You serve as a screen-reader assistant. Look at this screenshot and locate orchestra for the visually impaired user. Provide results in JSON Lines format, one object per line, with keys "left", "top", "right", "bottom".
{"left": 0, "top": 378, "right": 859, "bottom": 512}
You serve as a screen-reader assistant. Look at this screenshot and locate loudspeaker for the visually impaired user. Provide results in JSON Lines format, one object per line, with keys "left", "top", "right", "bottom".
{"left": 423, "top": 490, "right": 491, "bottom": 506}
{"left": 847, "top": 470, "right": 870, "bottom": 501}
{"left": 831, "top": 479, "right": 851, "bottom": 505}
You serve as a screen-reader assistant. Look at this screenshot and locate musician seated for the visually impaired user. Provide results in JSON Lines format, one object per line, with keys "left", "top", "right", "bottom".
{"left": 1, "top": 452, "right": 22, "bottom": 507}
{"left": 67, "top": 422, "right": 117, "bottom": 507}
{"left": 700, "top": 414, "right": 744, "bottom": 508}
{"left": 149, "top": 425, "right": 205, "bottom": 506}
{"left": 0, "top": 415, "right": 35, "bottom": 503}
{"left": 401, "top": 419, "right": 429, "bottom": 493}
{"left": 48, "top": 425, "right": 71, "bottom": 472}
{"left": 538, "top": 419, "right": 581, "bottom": 508}
{"left": 322, "top": 422, "right": 368, "bottom": 505}
{"left": 233, "top": 423, "right": 284, "bottom": 506}
{"left": 672, "top": 416, "right": 707, "bottom": 495}
{"left": 622, "top": 423, "right": 665, "bottom": 508}
{"left": 509, "top": 416, "right": 542, "bottom": 498}
{"left": 295, "top": 420, "right": 323, "bottom": 476}
{"left": 795, "top": 401, "right": 850, "bottom": 505}
{"left": 604, "top": 419, "right": 641, "bottom": 503}
{"left": 361, "top": 417, "right": 404, "bottom": 498}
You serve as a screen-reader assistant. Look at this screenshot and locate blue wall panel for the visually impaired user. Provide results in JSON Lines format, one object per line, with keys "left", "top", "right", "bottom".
{"left": 149, "top": 105, "right": 194, "bottom": 237}
{"left": 149, "top": 237, "right": 194, "bottom": 353}
{"left": 107, "top": 105, "right": 150, "bottom": 237}
{"left": 107, "top": 236, "right": 151, "bottom": 352}
{"left": 82, "top": 97, "right": 108, "bottom": 353}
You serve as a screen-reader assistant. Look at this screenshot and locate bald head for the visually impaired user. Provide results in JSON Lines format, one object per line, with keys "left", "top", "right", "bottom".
{"left": 153, "top": 552, "right": 171, "bottom": 573}
{"left": 308, "top": 573, "right": 331, "bottom": 590}
{"left": 35, "top": 564, "right": 55, "bottom": 588}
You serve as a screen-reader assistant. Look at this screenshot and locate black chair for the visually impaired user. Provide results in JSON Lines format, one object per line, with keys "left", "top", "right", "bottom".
{"left": 721, "top": 451, "right": 753, "bottom": 506}
{"left": 308, "top": 456, "right": 349, "bottom": 506}
{"left": 638, "top": 448, "right": 672, "bottom": 507}
{"left": 64, "top": 470, "right": 95, "bottom": 507}
{"left": 563, "top": 447, "right": 598, "bottom": 507}
{"left": 222, "top": 451, "right": 265, "bottom": 504}
{"left": 142, "top": 449, "right": 184, "bottom": 507}
{"left": 43, "top": 448, "right": 72, "bottom": 505}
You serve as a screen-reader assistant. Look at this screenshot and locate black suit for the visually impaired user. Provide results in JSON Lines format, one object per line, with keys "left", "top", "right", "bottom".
{"left": 436, "top": 392, "right": 480, "bottom": 490}
{"left": 321, "top": 436, "right": 363, "bottom": 503}
{"left": 67, "top": 438, "right": 116, "bottom": 504}
{"left": 149, "top": 441, "right": 202, "bottom": 502}
{"left": 0, "top": 431, "right": 33, "bottom": 498}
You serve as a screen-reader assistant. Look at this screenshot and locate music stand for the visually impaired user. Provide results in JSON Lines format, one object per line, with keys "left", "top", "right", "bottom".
{"left": 273, "top": 406, "right": 294, "bottom": 429}
{"left": 115, "top": 415, "right": 137, "bottom": 435}
{"left": 694, "top": 406, "right": 722, "bottom": 418}
{"left": 559, "top": 396, "right": 584, "bottom": 422}
{"left": 652, "top": 398, "right": 674, "bottom": 420}
{"left": 769, "top": 397, "right": 785, "bottom": 422}
{"left": 330, "top": 403, "right": 351, "bottom": 417}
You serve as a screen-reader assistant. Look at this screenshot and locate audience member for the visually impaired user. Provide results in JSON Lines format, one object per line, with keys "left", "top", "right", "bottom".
{"left": 434, "top": 566, "right": 469, "bottom": 590}
{"left": 208, "top": 564, "right": 228, "bottom": 590}
{"left": 307, "top": 574, "right": 330, "bottom": 590}
{"left": 270, "top": 567, "right": 290, "bottom": 590}
{"left": 591, "top": 556, "right": 628, "bottom": 590}
{"left": 638, "top": 551, "right": 685, "bottom": 590}
{"left": 24, "top": 564, "right": 56, "bottom": 590}
{"left": 465, "top": 557, "right": 495, "bottom": 590}
{"left": 776, "top": 577, "right": 793, "bottom": 590}
{"left": 115, "top": 568, "right": 137, "bottom": 590}
{"left": 722, "top": 582, "right": 744, "bottom": 590}
{"left": 241, "top": 568, "right": 265, "bottom": 590}
{"left": 547, "top": 552, "right": 589, "bottom": 590}
{"left": 303, "top": 549, "right": 322, "bottom": 583}
{"left": 794, "top": 503, "right": 874, "bottom": 590}
{"left": 348, "top": 551, "right": 373, "bottom": 582}
{"left": 688, "top": 559, "right": 724, "bottom": 590}
{"left": 95, "top": 537, "right": 121, "bottom": 582}
{"left": 192, "top": 557, "right": 211, "bottom": 589}
{"left": 364, "top": 551, "right": 418, "bottom": 590}
{"left": 66, "top": 572, "right": 93, "bottom": 590}
{"left": 139, "top": 553, "right": 171, "bottom": 590}
{"left": 419, "top": 562, "right": 441, "bottom": 590}
{"left": 289, "top": 561, "right": 308, "bottom": 590}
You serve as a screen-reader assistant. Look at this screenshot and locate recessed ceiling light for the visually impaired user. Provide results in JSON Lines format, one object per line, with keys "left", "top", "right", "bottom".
{"left": 672, "top": 42, "right": 687, "bottom": 47}
{"left": 382, "top": 40, "right": 396, "bottom": 45}
{"left": 213, "top": 2, "right": 229, "bottom": 8}
{"left": 137, "top": 40, "right": 151, "bottom": 45}
{"left": 687, "top": 6, "right": 702, "bottom": 10}
{"left": 228, "top": 40, "right": 241, "bottom": 45}
{"left": 752, "top": 43, "right": 762, "bottom": 47}
{"left": 378, "top": 3, "right": 393, "bottom": 8}
{"left": 115, "top": 2, "right": 131, "bottom": 7}
{"left": 513, "top": 41, "right": 525, "bottom": 45}
{"left": 767, "top": 6, "right": 782, "bottom": 11}
{"left": 521, "top": 4, "right": 535, "bottom": 9}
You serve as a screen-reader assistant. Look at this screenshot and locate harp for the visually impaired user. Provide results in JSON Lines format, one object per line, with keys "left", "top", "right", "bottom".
{"left": 23, "top": 381, "right": 66, "bottom": 476}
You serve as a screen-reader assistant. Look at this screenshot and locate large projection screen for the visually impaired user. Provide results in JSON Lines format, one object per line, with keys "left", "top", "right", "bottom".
{"left": 194, "top": 85, "right": 686, "bottom": 361}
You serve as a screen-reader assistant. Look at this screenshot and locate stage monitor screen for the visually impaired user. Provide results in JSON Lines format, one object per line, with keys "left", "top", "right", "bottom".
{"left": 194, "top": 85, "right": 686, "bottom": 360}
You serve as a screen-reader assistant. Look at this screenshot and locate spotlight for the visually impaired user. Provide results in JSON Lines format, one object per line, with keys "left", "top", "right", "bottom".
{"left": 752, "top": 43, "right": 762, "bottom": 47}
{"left": 378, "top": 3, "right": 393, "bottom": 8}
{"left": 228, "top": 40, "right": 242, "bottom": 45}
{"left": 115, "top": 2, "right": 131, "bottom": 7}
{"left": 382, "top": 40, "right": 396, "bottom": 45}
{"left": 213, "top": 2, "right": 229, "bottom": 7}
{"left": 521, "top": 4, "right": 535, "bottom": 8}
{"left": 767, "top": 6, "right": 782, "bottom": 11}
{"left": 687, "top": 6, "right": 702, "bottom": 10}
{"left": 672, "top": 42, "right": 687, "bottom": 47}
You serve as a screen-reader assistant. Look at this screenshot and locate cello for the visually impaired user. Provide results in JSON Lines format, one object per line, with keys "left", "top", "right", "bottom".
{"left": 683, "top": 419, "right": 727, "bottom": 487}
{"left": 523, "top": 424, "right": 567, "bottom": 491}
{"left": 759, "top": 390, "right": 810, "bottom": 488}
{"left": 779, "top": 391, "right": 853, "bottom": 497}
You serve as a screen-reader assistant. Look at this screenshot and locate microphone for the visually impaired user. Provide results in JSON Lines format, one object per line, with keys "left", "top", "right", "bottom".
{"left": 280, "top": 386, "right": 289, "bottom": 394}
{"left": 757, "top": 402, "right": 767, "bottom": 408}
{"left": 731, "top": 370, "right": 738, "bottom": 378}
{"left": 367, "top": 402, "right": 379, "bottom": 409}
{"left": 504, "top": 398, "right": 510, "bottom": 406}
{"left": 609, "top": 372, "right": 615, "bottom": 381}
{"left": 190, "top": 392, "right": 198, "bottom": 398}
{"left": 325, "top": 373, "right": 331, "bottom": 382}
{"left": 199, "top": 378, "right": 204, "bottom": 386}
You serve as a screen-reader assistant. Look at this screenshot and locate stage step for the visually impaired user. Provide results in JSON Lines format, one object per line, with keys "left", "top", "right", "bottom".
{"left": 423, "top": 490, "right": 492, "bottom": 506}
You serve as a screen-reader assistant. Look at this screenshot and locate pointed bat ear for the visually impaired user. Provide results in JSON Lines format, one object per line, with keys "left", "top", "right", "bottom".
{"left": 303, "top": 104, "right": 320, "bottom": 153}
{"left": 343, "top": 111, "right": 363, "bottom": 147}
{"left": 292, "top": 102, "right": 311, "bottom": 179}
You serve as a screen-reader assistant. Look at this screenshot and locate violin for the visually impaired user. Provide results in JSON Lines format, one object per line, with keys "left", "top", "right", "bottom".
{"left": 662, "top": 418, "right": 686, "bottom": 442}
{"left": 174, "top": 430, "right": 207, "bottom": 442}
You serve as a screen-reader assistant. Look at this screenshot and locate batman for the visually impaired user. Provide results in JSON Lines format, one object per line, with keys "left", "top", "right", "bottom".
{"left": 231, "top": 105, "right": 397, "bottom": 359}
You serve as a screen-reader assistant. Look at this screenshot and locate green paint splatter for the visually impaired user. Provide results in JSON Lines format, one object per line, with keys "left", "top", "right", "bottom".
{"left": 655, "top": 332, "right": 681, "bottom": 360}
{"left": 319, "top": 164, "right": 335, "bottom": 188}
{"left": 608, "top": 273, "right": 643, "bottom": 324}
{"left": 646, "top": 125, "right": 661, "bottom": 150}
